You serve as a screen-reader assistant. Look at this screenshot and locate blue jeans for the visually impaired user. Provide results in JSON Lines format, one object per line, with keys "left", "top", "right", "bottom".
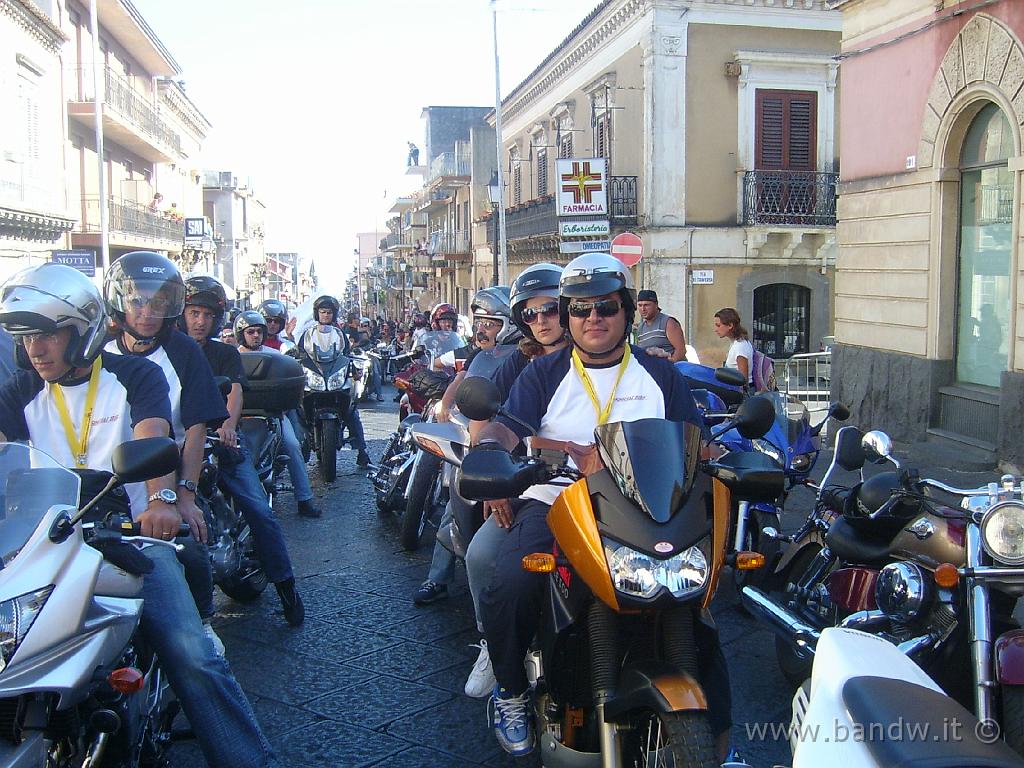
{"left": 427, "top": 536, "right": 456, "bottom": 585}
{"left": 218, "top": 440, "right": 294, "bottom": 584}
{"left": 343, "top": 404, "right": 367, "bottom": 451}
{"left": 281, "top": 415, "right": 313, "bottom": 502}
{"left": 140, "top": 546, "right": 278, "bottom": 768}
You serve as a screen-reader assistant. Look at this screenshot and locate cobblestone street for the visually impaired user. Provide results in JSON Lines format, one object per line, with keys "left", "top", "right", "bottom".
{"left": 172, "top": 389, "right": 798, "bottom": 767}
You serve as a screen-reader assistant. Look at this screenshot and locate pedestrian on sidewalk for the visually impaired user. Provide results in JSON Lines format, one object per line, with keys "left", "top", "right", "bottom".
{"left": 635, "top": 289, "right": 687, "bottom": 363}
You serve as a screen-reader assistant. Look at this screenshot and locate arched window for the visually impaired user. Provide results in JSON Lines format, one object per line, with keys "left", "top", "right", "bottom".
{"left": 956, "top": 103, "right": 1013, "bottom": 387}
{"left": 752, "top": 283, "right": 810, "bottom": 358}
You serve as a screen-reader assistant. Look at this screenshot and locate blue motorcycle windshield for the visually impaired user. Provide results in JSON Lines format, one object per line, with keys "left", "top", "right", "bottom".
{"left": 594, "top": 419, "right": 703, "bottom": 523}
{"left": 762, "top": 391, "right": 811, "bottom": 449}
{"left": 465, "top": 345, "right": 518, "bottom": 381}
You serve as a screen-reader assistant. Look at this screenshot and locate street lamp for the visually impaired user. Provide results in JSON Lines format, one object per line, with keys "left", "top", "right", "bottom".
{"left": 398, "top": 259, "right": 408, "bottom": 321}
{"left": 488, "top": 172, "right": 501, "bottom": 287}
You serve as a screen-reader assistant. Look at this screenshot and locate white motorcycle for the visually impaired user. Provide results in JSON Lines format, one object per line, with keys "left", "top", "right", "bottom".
{"left": 0, "top": 437, "right": 183, "bottom": 768}
{"left": 792, "top": 627, "right": 1024, "bottom": 767}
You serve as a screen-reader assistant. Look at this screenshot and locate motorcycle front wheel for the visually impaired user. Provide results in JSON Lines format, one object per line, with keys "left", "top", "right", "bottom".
{"left": 628, "top": 709, "right": 717, "bottom": 768}
{"left": 319, "top": 419, "right": 338, "bottom": 482}
{"left": 401, "top": 451, "right": 441, "bottom": 550}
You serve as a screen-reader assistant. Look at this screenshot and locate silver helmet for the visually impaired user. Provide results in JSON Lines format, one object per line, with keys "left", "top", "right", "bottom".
{"left": 0, "top": 263, "right": 108, "bottom": 370}
{"left": 471, "top": 285, "right": 519, "bottom": 345}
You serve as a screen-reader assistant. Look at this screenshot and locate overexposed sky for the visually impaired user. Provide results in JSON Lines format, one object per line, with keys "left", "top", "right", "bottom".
{"left": 131, "top": 0, "right": 601, "bottom": 290}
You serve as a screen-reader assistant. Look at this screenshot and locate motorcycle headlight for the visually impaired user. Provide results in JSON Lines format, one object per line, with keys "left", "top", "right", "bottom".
{"left": 0, "top": 586, "right": 53, "bottom": 672}
{"left": 981, "top": 502, "right": 1024, "bottom": 565}
{"left": 327, "top": 370, "right": 347, "bottom": 390}
{"left": 875, "top": 562, "right": 930, "bottom": 622}
{"left": 791, "top": 453, "right": 812, "bottom": 472}
{"left": 603, "top": 538, "right": 709, "bottom": 599}
{"left": 304, "top": 368, "right": 325, "bottom": 392}
{"left": 753, "top": 440, "right": 783, "bottom": 465}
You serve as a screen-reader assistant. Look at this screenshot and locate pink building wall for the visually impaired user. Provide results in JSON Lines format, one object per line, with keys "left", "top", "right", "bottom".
{"left": 840, "top": 1, "right": 1024, "bottom": 181}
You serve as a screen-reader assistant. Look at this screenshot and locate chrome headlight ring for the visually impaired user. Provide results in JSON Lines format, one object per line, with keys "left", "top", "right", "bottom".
{"left": 602, "top": 536, "right": 710, "bottom": 600}
{"left": 981, "top": 501, "right": 1024, "bottom": 565}
{"left": 875, "top": 561, "right": 930, "bottom": 623}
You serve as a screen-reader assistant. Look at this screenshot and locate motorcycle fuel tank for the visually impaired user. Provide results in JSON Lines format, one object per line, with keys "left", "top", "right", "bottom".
{"left": 888, "top": 512, "right": 967, "bottom": 569}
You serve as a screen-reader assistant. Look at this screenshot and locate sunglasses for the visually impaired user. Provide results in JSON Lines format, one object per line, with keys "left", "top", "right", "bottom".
{"left": 474, "top": 319, "right": 502, "bottom": 331}
{"left": 520, "top": 302, "right": 559, "bottom": 325}
{"left": 567, "top": 299, "right": 622, "bottom": 319}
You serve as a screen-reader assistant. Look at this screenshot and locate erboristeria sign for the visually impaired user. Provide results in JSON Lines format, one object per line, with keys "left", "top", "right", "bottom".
{"left": 556, "top": 158, "right": 608, "bottom": 216}
{"left": 559, "top": 220, "right": 610, "bottom": 237}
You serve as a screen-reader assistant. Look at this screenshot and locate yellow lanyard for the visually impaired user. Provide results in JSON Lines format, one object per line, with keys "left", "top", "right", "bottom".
{"left": 50, "top": 358, "right": 102, "bottom": 468}
{"left": 571, "top": 345, "right": 632, "bottom": 426}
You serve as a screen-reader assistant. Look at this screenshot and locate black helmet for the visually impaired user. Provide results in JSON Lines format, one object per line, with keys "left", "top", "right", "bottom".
{"left": 257, "top": 299, "right": 288, "bottom": 325}
{"left": 233, "top": 310, "right": 267, "bottom": 348}
{"left": 510, "top": 263, "right": 562, "bottom": 341}
{"left": 313, "top": 295, "right": 340, "bottom": 323}
{"left": 182, "top": 275, "right": 227, "bottom": 337}
{"left": 412, "top": 312, "right": 428, "bottom": 328}
{"left": 0, "top": 263, "right": 108, "bottom": 374}
{"left": 103, "top": 251, "right": 185, "bottom": 343}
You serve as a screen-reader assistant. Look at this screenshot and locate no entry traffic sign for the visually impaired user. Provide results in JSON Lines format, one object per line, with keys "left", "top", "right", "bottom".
{"left": 610, "top": 232, "right": 643, "bottom": 268}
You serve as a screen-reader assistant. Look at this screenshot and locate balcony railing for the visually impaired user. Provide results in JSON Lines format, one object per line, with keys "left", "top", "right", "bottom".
{"left": 742, "top": 170, "right": 838, "bottom": 227}
{"left": 609, "top": 176, "right": 638, "bottom": 224}
{"left": 503, "top": 175, "right": 639, "bottom": 239}
{"left": 70, "top": 67, "right": 182, "bottom": 155}
{"left": 428, "top": 229, "right": 470, "bottom": 256}
{"left": 427, "top": 151, "right": 471, "bottom": 183}
{"left": 79, "top": 196, "right": 182, "bottom": 242}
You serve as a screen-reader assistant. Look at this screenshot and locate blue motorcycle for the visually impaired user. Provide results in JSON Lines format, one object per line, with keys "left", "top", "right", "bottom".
{"left": 676, "top": 361, "right": 849, "bottom": 591}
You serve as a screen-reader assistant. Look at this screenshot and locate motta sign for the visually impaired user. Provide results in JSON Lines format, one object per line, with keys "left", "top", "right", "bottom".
{"left": 559, "top": 220, "right": 610, "bottom": 237}
{"left": 556, "top": 157, "right": 608, "bottom": 216}
{"left": 51, "top": 249, "right": 95, "bottom": 277}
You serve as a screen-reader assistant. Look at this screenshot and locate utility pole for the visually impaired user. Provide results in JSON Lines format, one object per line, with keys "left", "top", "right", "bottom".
{"left": 491, "top": 0, "right": 508, "bottom": 285}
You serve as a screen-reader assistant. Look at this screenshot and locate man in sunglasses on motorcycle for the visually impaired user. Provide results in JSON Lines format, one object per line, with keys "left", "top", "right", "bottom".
{"left": 0, "top": 263, "right": 280, "bottom": 768}
{"left": 470, "top": 253, "right": 732, "bottom": 759}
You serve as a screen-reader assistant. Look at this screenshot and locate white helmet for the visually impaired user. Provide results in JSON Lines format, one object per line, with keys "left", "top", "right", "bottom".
{"left": 0, "top": 263, "right": 108, "bottom": 371}
{"left": 558, "top": 252, "right": 636, "bottom": 329}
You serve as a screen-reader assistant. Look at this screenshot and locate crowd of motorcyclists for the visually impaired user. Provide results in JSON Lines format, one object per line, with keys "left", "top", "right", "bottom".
{"left": 1, "top": 250, "right": 1023, "bottom": 768}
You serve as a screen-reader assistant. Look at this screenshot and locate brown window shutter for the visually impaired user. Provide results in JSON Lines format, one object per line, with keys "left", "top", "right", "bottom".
{"left": 755, "top": 89, "right": 817, "bottom": 171}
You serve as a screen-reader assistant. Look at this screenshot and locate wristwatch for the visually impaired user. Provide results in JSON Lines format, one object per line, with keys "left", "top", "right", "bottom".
{"left": 148, "top": 489, "right": 178, "bottom": 505}
{"left": 177, "top": 479, "right": 198, "bottom": 494}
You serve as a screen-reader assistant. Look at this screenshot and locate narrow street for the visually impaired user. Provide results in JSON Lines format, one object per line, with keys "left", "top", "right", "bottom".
{"left": 171, "top": 387, "right": 795, "bottom": 768}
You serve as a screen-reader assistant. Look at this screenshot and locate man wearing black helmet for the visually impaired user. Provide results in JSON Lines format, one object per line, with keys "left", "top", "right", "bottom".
{"left": 467, "top": 254, "right": 734, "bottom": 760}
{"left": 182, "top": 279, "right": 311, "bottom": 613}
{"left": 0, "top": 263, "right": 280, "bottom": 768}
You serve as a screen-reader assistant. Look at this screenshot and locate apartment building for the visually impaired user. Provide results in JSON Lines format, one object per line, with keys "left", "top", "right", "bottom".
{"left": 491, "top": 0, "right": 841, "bottom": 363}
{"left": 203, "top": 171, "right": 267, "bottom": 306}
{"left": 63, "top": 0, "right": 209, "bottom": 271}
{"left": 0, "top": 0, "right": 75, "bottom": 275}
{"left": 832, "top": 0, "right": 1024, "bottom": 466}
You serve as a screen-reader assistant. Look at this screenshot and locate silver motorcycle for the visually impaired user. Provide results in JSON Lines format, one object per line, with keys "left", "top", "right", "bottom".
{"left": 0, "top": 438, "right": 182, "bottom": 767}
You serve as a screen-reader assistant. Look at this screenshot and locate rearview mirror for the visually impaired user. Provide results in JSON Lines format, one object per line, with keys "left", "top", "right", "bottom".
{"left": 861, "top": 430, "right": 894, "bottom": 465}
{"left": 829, "top": 402, "right": 850, "bottom": 422}
{"left": 111, "top": 437, "right": 180, "bottom": 483}
{"left": 456, "top": 377, "right": 502, "bottom": 422}
{"left": 733, "top": 395, "right": 776, "bottom": 440}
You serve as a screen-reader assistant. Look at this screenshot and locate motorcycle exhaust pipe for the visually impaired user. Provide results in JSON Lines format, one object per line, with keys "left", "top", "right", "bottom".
{"left": 741, "top": 586, "right": 821, "bottom": 655}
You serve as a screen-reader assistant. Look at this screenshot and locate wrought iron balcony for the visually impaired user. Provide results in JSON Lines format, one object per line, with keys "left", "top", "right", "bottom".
{"left": 742, "top": 170, "right": 838, "bottom": 227}
{"left": 503, "top": 175, "right": 639, "bottom": 240}
{"left": 609, "top": 175, "right": 638, "bottom": 225}
{"left": 79, "top": 196, "right": 181, "bottom": 242}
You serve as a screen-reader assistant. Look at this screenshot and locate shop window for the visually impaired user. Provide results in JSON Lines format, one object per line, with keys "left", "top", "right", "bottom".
{"left": 752, "top": 283, "right": 810, "bottom": 358}
{"left": 955, "top": 103, "right": 1014, "bottom": 388}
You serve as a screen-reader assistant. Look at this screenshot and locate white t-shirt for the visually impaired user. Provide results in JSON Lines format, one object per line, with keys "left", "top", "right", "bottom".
{"left": 725, "top": 339, "right": 754, "bottom": 383}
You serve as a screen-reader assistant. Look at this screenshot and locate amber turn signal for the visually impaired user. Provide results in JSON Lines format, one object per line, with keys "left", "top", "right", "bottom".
{"left": 735, "top": 551, "right": 766, "bottom": 571}
{"left": 416, "top": 437, "right": 444, "bottom": 458}
{"left": 934, "top": 562, "right": 959, "bottom": 588}
{"left": 108, "top": 667, "right": 145, "bottom": 694}
{"left": 522, "top": 553, "right": 557, "bottom": 573}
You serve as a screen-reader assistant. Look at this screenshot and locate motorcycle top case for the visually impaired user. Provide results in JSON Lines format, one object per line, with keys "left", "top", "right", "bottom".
{"left": 241, "top": 351, "right": 304, "bottom": 413}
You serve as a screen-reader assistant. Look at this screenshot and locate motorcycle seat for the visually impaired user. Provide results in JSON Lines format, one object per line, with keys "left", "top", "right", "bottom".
{"left": 843, "top": 675, "right": 1024, "bottom": 767}
{"left": 824, "top": 517, "right": 896, "bottom": 564}
{"left": 707, "top": 452, "right": 785, "bottom": 502}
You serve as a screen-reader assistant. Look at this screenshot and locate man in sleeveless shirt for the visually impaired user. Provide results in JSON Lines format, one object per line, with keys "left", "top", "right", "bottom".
{"left": 635, "top": 289, "right": 687, "bottom": 363}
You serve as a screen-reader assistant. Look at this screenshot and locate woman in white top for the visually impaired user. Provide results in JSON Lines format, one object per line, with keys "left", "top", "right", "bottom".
{"left": 714, "top": 307, "right": 754, "bottom": 384}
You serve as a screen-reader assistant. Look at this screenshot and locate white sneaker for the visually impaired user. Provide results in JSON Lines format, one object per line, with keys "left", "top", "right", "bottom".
{"left": 465, "top": 639, "right": 496, "bottom": 698}
{"left": 204, "top": 623, "right": 226, "bottom": 657}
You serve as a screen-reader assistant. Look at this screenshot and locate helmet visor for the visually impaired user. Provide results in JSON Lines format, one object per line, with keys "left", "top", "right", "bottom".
{"left": 560, "top": 273, "right": 625, "bottom": 300}
{"left": 111, "top": 277, "right": 185, "bottom": 319}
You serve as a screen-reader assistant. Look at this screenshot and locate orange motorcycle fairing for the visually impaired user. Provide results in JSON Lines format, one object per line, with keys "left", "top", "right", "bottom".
{"left": 703, "top": 478, "right": 731, "bottom": 608}
{"left": 602, "top": 661, "right": 708, "bottom": 723}
{"left": 547, "top": 478, "right": 619, "bottom": 612}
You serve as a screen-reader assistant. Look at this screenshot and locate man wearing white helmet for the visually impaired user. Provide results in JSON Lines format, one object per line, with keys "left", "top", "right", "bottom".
{"left": 468, "top": 253, "right": 732, "bottom": 759}
{"left": 0, "top": 264, "right": 280, "bottom": 768}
